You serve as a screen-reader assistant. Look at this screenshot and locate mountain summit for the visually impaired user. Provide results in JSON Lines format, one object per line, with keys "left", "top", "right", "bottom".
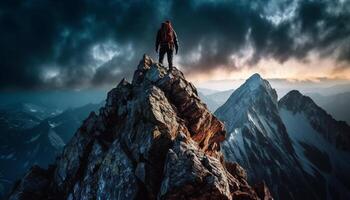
{"left": 215, "top": 73, "right": 278, "bottom": 132}
{"left": 9, "top": 55, "right": 272, "bottom": 200}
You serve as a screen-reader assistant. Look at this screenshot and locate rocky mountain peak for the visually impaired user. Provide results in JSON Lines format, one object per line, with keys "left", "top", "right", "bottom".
{"left": 243, "top": 73, "right": 276, "bottom": 98}
{"left": 9, "top": 55, "right": 272, "bottom": 200}
{"left": 108, "top": 54, "right": 226, "bottom": 154}
{"left": 279, "top": 90, "right": 350, "bottom": 151}
{"left": 284, "top": 89, "right": 302, "bottom": 97}
{"left": 223, "top": 73, "right": 277, "bottom": 109}
{"left": 245, "top": 73, "right": 263, "bottom": 85}
{"left": 278, "top": 90, "right": 315, "bottom": 113}
{"left": 215, "top": 74, "right": 278, "bottom": 132}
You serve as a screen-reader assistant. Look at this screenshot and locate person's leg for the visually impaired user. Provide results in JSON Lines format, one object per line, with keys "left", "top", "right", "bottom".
{"left": 159, "top": 47, "right": 166, "bottom": 65}
{"left": 167, "top": 47, "right": 174, "bottom": 70}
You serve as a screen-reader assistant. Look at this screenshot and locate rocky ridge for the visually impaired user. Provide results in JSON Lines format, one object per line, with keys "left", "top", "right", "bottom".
{"left": 279, "top": 90, "right": 350, "bottom": 151}
{"left": 8, "top": 55, "right": 272, "bottom": 200}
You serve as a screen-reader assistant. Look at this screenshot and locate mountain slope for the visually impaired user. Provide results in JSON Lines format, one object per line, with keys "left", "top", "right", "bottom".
{"left": 279, "top": 90, "right": 350, "bottom": 199}
{"left": 0, "top": 120, "right": 63, "bottom": 199}
{"left": 322, "top": 92, "right": 350, "bottom": 125}
{"left": 215, "top": 74, "right": 327, "bottom": 200}
{"left": 308, "top": 92, "right": 350, "bottom": 125}
{"left": 8, "top": 55, "right": 272, "bottom": 200}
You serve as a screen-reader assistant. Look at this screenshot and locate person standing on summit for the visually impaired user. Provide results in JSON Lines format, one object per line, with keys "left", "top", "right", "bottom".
{"left": 155, "top": 20, "right": 179, "bottom": 71}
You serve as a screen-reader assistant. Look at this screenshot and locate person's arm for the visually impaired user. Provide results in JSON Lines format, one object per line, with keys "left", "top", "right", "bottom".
{"left": 155, "top": 30, "right": 160, "bottom": 52}
{"left": 173, "top": 30, "right": 179, "bottom": 54}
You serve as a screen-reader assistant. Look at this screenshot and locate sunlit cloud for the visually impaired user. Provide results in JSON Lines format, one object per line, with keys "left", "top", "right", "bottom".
{"left": 187, "top": 51, "right": 350, "bottom": 88}
{"left": 262, "top": 0, "right": 298, "bottom": 26}
{"left": 91, "top": 41, "right": 121, "bottom": 65}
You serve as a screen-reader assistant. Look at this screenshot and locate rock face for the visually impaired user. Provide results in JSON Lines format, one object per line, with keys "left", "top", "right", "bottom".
{"left": 8, "top": 55, "right": 272, "bottom": 200}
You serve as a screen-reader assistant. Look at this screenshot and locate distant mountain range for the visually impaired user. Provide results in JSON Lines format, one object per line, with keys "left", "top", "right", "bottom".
{"left": 0, "top": 102, "right": 102, "bottom": 198}
{"left": 214, "top": 74, "right": 350, "bottom": 200}
{"left": 198, "top": 89, "right": 234, "bottom": 112}
{"left": 0, "top": 103, "right": 60, "bottom": 132}
{"left": 199, "top": 84, "right": 350, "bottom": 126}
{"left": 198, "top": 92, "right": 220, "bottom": 112}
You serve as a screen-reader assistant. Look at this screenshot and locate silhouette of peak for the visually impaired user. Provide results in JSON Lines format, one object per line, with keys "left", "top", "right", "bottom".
{"left": 284, "top": 90, "right": 303, "bottom": 98}
{"left": 279, "top": 90, "right": 315, "bottom": 112}
{"left": 224, "top": 73, "right": 277, "bottom": 104}
{"left": 246, "top": 73, "right": 262, "bottom": 82}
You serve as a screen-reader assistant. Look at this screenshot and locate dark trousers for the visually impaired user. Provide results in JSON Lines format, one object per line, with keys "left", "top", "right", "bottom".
{"left": 159, "top": 44, "right": 174, "bottom": 70}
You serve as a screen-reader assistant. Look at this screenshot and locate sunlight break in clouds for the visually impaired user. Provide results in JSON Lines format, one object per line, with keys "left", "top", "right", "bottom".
{"left": 188, "top": 51, "right": 350, "bottom": 89}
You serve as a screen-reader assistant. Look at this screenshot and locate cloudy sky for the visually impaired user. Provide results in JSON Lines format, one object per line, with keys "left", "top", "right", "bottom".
{"left": 1, "top": 0, "right": 350, "bottom": 91}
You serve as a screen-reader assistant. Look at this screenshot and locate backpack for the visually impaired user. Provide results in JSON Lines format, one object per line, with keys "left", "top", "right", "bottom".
{"left": 161, "top": 22, "right": 174, "bottom": 44}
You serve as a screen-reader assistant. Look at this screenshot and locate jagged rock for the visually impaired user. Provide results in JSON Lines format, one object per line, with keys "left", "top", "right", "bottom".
{"left": 225, "top": 162, "right": 247, "bottom": 181}
{"left": 8, "top": 55, "right": 272, "bottom": 200}
{"left": 254, "top": 182, "right": 273, "bottom": 200}
{"left": 159, "top": 132, "right": 232, "bottom": 200}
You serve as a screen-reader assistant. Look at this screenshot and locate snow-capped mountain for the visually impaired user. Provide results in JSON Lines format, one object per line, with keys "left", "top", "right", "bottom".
{"left": 215, "top": 74, "right": 317, "bottom": 200}
{"left": 279, "top": 90, "right": 350, "bottom": 199}
{"left": 215, "top": 74, "right": 350, "bottom": 200}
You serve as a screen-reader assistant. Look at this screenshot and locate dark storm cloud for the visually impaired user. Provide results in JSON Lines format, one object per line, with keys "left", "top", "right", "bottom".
{"left": 0, "top": 0, "right": 160, "bottom": 89}
{"left": 0, "top": 0, "right": 349, "bottom": 89}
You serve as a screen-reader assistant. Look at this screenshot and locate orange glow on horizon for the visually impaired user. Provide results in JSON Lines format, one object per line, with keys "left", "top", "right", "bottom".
{"left": 184, "top": 53, "right": 350, "bottom": 85}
